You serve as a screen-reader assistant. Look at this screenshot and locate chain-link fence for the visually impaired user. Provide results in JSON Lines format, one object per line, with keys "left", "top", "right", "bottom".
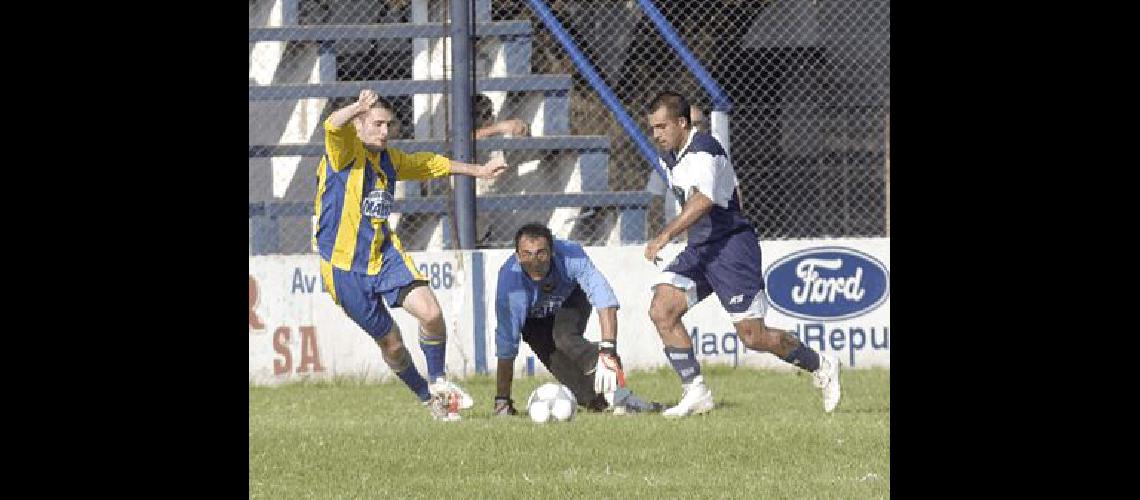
{"left": 249, "top": 0, "right": 890, "bottom": 255}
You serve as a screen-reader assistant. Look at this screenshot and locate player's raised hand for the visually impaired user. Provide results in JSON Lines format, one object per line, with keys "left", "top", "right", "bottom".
{"left": 477, "top": 156, "right": 509, "bottom": 179}
{"left": 356, "top": 89, "right": 379, "bottom": 110}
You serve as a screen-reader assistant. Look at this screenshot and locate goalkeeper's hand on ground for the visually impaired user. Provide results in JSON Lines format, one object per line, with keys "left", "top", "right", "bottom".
{"left": 493, "top": 396, "right": 518, "bottom": 416}
{"left": 594, "top": 341, "right": 627, "bottom": 401}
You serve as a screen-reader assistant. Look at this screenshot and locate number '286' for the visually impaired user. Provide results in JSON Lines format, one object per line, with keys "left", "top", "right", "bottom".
{"left": 417, "top": 262, "right": 453, "bottom": 289}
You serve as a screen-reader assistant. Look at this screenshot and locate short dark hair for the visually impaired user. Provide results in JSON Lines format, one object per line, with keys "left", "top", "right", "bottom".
{"left": 514, "top": 223, "right": 554, "bottom": 251}
{"left": 366, "top": 95, "right": 396, "bottom": 114}
{"left": 647, "top": 91, "right": 691, "bottom": 129}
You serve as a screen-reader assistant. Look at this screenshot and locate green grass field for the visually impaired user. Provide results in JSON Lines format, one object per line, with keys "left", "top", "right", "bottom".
{"left": 249, "top": 365, "right": 889, "bottom": 499}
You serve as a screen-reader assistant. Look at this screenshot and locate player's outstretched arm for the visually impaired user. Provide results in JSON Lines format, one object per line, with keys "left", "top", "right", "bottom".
{"left": 475, "top": 118, "right": 528, "bottom": 139}
{"left": 644, "top": 189, "right": 714, "bottom": 262}
{"left": 389, "top": 149, "right": 509, "bottom": 181}
{"left": 448, "top": 156, "right": 509, "bottom": 179}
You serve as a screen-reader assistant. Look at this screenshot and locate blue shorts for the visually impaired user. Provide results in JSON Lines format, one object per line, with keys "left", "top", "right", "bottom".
{"left": 319, "top": 242, "right": 426, "bottom": 339}
{"left": 656, "top": 228, "right": 767, "bottom": 320}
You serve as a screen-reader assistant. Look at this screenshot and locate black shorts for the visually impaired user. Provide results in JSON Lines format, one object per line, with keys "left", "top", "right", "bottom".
{"left": 521, "top": 285, "right": 600, "bottom": 406}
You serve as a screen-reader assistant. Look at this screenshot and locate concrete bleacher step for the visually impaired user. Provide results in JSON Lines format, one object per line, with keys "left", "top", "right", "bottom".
{"left": 249, "top": 136, "right": 610, "bottom": 193}
{"left": 248, "top": 75, "right": 569, "bottom": 100}
{"left": 248, "top": 21, "right": 533, "bottom": 41}
{"left": 249, "top": 192, "right": 652, "bottom": 217}
{"left": 248, "top": 135, "right": 608, "bottom": 157}
{"left": 249, "top": 191, "right": 650, "bottom": 247}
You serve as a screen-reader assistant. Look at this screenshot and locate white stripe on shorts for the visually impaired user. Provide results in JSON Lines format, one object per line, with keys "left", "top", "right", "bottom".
{"left": 652, "top": 271, "right": 700, "bottom": 308}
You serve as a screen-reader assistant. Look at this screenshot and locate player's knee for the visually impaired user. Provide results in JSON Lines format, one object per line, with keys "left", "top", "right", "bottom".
{"left": 403, "top": 284, "right": 443, "bottom": 327}
{"left": 408, "top": 297, "right": 445, "bottom": 337}
{"left": 649, "top": 294, "right": 683, "bottom": 328}
{"left": 648, "top": 306, "right": 678, "bottom": 330}
{"left": 416, "top": 297, "right": 442, "bottom": 322}
{"left": 552, "top": 330, "right": 586, "bottom": 353}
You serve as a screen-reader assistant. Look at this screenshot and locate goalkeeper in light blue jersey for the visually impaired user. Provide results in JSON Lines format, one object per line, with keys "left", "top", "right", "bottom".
{"left": 491, "top": 224, "right": 663, "bottom": 416}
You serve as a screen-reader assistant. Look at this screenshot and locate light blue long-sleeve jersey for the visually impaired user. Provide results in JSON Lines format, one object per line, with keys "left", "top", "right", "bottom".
{"left": 494, "top": 239, "right": 619, "bottom": 359}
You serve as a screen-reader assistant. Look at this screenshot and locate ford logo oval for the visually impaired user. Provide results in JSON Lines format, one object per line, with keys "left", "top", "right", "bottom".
{"left": 764, "top": 247, "right": 889, "bottom": 321}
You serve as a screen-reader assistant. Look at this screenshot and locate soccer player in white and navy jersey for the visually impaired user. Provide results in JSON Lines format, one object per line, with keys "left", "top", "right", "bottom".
{"left": 642, "top": 91, "right": 841, "bottom": 417}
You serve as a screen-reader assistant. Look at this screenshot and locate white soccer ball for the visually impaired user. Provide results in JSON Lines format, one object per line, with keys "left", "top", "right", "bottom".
{"left": 528, "top": 400, "right": 551, "bottom": 423}
{"left": 527, "top": 383, "right": 577, "bottom": 423}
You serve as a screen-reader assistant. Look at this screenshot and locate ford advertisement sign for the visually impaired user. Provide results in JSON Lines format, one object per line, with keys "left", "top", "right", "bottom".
{"left": 764, "top": 247, "right": 890, "bottom": 321}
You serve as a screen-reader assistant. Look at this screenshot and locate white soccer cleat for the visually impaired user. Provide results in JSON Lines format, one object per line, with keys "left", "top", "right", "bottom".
{"left": 431, "top": 378, "right": 474, "bottom": 410}
{"left": 662, "top": 376, "right": 715, "bottom": 418}
{"left": 813, "top": 354, "right": 842, "bottom": 413}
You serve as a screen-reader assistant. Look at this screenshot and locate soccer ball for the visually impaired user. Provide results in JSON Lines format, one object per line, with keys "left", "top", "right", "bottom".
{"left": 526, "top": 383, "right": 577, "bottom": 423}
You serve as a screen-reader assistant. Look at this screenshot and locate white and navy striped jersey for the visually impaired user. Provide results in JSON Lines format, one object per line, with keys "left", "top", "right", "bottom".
{"left": 658, "top": 129, "right": 753, "bottom": 246}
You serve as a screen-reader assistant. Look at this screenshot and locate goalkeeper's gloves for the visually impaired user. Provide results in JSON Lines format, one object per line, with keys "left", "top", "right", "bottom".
{"left": 493, "top": 396, "right": 518, "bottom": 416}
{"left": 593, "top": 340, "right": 627, "bottom": 402}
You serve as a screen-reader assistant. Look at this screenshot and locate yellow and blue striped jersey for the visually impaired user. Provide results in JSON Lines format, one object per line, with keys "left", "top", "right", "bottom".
{"left": 313, "top": 117, "right": 451, "bottom": 274}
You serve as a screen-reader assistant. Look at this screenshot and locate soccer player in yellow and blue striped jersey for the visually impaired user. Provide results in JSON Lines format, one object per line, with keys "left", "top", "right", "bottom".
{"left": 315, "top": 89, "right": 507, "bottom": 420}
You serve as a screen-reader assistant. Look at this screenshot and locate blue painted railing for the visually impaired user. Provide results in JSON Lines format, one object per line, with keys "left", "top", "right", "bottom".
{"left": 524, "top": 0, "right": 667, "bottom": 183}
{"left": 634, "top": 0, "right": 731, "bottom": 113}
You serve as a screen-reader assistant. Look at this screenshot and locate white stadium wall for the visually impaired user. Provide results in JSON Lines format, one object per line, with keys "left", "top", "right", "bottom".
{"left": 249, "top": 239, "right": 889, "bottom": 385}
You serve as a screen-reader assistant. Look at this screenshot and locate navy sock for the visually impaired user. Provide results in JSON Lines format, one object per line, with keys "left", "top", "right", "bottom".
{"left": 419, "top": 331, "right": 446, "bottom": 381}
{"left": 395, "top": 365, "right": 431, "bottom": 402}
{"left": 783, "top": 344, "right": 821, "bottom": 372}
{"left": 664, "top": 346, "right": 702, "bottom": 384}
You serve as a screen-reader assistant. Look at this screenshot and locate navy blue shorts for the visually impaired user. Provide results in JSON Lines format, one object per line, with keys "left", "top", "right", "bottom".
{"left": 657, "top": 228, "right": 767, "bottom": 320}
{"left": 319, "top": 242, "right": 426, "bottom": 339}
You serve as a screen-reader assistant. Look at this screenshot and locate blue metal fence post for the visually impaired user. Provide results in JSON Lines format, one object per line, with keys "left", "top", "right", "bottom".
{"left": 451, "top": 0, "right": 476, "bottom": 249}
